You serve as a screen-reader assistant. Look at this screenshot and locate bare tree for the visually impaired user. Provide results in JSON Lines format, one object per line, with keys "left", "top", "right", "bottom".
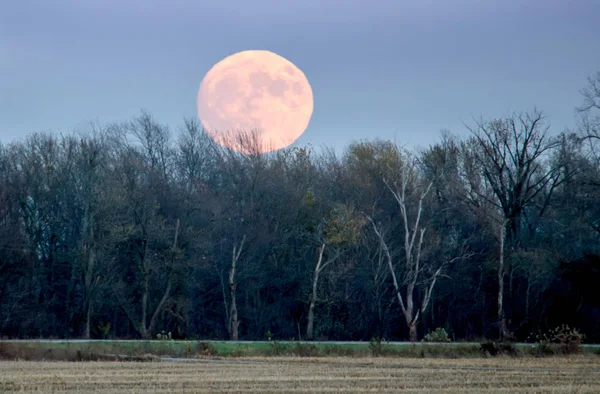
{"left": 496, "top": 218, "right": 508, "bottom": 340}
{"left": 74, "top": 128, "right": 108, "bottom": 339}
{"left": 463, "top": 109, "right": 564, "bottom": 339}
{"left": 107, "top": 114, "right": 181, "bottom": 339}
{"left": 465, "top": 110, "right": 562, "bottom": 243}
{"left": 367, "top": 154, "right": 439, "bottom": 342}
{"left": 578, "top": 71, "right": 600, "bottom": 143}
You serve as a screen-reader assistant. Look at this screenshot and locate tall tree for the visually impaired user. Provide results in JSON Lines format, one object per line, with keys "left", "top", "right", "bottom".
{"left": 578, "top": 70, "right": 600, "bottom": 143}
{"left": 367, "top": 150, "right": 445, "bottom": 341}
{"left": 463, "top": 110, "right": 563, "bottom": 338}
{"left": 108, "top": 114, "right": 180, "bottom": 339}
{"left": 305, "top": 203, "right": 363, "bottom": 340}
{"left": 72, "top": 128, "right": 109, "bottom": 338}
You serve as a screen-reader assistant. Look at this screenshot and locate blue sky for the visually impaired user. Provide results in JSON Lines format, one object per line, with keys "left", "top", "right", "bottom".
{"left": 1, "top": 0, "right": 599, "bottom": 151}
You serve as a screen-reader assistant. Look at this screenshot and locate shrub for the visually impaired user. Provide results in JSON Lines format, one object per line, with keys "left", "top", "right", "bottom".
{"left": 529, "top": 341, "right": 557, "bottom": 357}
{"left": 156, "top": 331, "right": 173, "bottom": 341}
{"left": 196, "top": 342, "right": 219, "bottom": 357}
{"left": 420, "top": 344, "right": 479, "bottom": 358}
{"left": 322, "top": 345, "right": 361, "bottom": 357}
{"left": 528, "top": 325, "right": 584, "bottom": 355}
{"left": 265, "top": 330, "right": 273, "bottom": 341}
{"left": 229, "top": 345, "right": 254, "bottom": 357}
{"left": 423, "top": 328, "right": 451, "bottom": 343}
{"left": 292, "top": 343, "right": 319, "bottom": 357}
{"left": 96, "top": 322, "right": 111, "bottom": 339}
{"left": 369, "top": 337, "right": 383, "bottom": 357}
{"left": 479, "top": 341, "right": 519, "bottom": 357}
{"left": 267, "top": 341, "right": 290, "bottom": 356}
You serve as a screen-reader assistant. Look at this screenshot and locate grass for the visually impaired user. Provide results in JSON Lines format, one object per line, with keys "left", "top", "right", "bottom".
{"left": 0, "top": 340, "right": 483, "bottom": 359}
{"left": 1, "top": 340, "right": 599, "bottom": 360}
{"left": 1, "top": 356, "right": 599, "bottom": 393}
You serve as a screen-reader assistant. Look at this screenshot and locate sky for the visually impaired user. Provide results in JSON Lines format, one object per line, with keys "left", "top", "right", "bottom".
{"left": 1, "top": 0, "right": 599, "bottom": 152}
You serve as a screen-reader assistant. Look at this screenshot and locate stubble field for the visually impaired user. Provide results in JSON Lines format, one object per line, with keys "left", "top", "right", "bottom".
{"left": 1, "top": 356, "right": 599, "bottom": 393}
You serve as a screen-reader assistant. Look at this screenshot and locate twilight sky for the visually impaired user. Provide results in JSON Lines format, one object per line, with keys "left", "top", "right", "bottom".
{"left": 1, "top": 0, "right": 599, "bottom": 151}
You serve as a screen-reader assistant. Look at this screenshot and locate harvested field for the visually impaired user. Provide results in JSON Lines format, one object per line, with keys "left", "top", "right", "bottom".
{"left": 1, "top": 356, "right": 599, "bottom": 393}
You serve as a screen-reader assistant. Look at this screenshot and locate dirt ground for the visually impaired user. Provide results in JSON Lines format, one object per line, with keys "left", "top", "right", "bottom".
{"left": 1, "top": 356, "right": 599, "bottom": 393}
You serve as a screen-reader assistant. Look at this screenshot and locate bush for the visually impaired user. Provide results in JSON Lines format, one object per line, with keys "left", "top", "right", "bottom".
{"left": 267, "top": 341, "right": 290, "bottom": 356}
{"left": 0, "top": 343, "right": 102, "bottom": 361}
{"left": 528, "top": 325, "right": 584, "bottom": 355}
{"left": 322, "top": 345, "right": 362, "bottom": 357}
{"left": 156, "top": 331, "right": 173, "bottom": 340}
{"left": 196, "top": 342, "right": 219, "bottom": 357}
{"left": 423, "top": 328, "right": 451, "bottom": 343}
{"left": 292, "top": 343, "right": 319, "bottom": 357}
{"left": 479, "top": 341, "right": 519, "bottom": 357}
{"left": 265, "top": 330, "right": 273, "bottom": 341}
{"left": 529, "top": 341, "right": 557, "bottom": 357}
{"left": 229, "top": 345, "right": 254, "bottom": 357}
{"left": 369, "top": 337, "right": 383, "bottom": 357}
{"left": 420, "top": 344, "right": 479, "bottom": 358}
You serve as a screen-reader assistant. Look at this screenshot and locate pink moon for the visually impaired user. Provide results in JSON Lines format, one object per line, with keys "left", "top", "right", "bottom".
{"left": 197, "top": 50, "right": 314, "bottom": 153}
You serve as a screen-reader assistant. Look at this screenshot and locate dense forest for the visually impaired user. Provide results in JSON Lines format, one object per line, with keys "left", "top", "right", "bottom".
{"left": 1, "top": 73, "right": 600, "bottom": 342}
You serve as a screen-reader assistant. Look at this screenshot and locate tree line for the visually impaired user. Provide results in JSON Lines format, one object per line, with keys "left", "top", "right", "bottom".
{"left": 1, "top": 73, "right": 600, "bottom": 342}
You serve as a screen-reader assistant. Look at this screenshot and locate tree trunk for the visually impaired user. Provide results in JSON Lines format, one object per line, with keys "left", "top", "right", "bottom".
{"left": 229, "top": 280, "right": 239, "bottom": 340}
{"left": 84, "top": 299, "right": 92, "bottom": 339}
{"left": 409, "top": 321, "right": 418, "bottom": 342}
{"left": 306, "top": 243, "right": 326, "bottom": 340}
{"left": 306, "top": 274, "right": 318, "bottom": 340}
{"left": 228, "top": 235, "right": 245, "bottom": 341}
{"left": 498, "top": 221, "right": 507, "bottom": 340}
{"left": 139, "top": 220, "right": 178, "bottom": 339}
{"left": 82, "top": 201, "right": 96, "bottom": 339}
{"left": 140, "top": 270, "right": 150, "bottom": 339}
{"left": 82, "top": 248, "right": 95, "bottom": 339}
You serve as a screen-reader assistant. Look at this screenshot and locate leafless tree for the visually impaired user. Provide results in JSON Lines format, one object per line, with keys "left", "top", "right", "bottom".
{"left": 368, "top": 154, "right": 444, "bottom": 341}
{"left": 465, "top": 110, "right": 562, "bottom": 243}
{"left": 463, "top": 109, "right": 564, "bottom": 339}
{"left": 578, "top": 71, "right": 600, "bottom": 143}
{"left": 73, "top": 126, "right": 109, "bottom": 339}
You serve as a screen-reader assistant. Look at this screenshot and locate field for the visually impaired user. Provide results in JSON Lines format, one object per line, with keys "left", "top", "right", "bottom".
{"left": 1, "top": 340, "right": 600, "bottom": 393}
{"left": 2, "top": 356, "right": 600, "bottom": 393}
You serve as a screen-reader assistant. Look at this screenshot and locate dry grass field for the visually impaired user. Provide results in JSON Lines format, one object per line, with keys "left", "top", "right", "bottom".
{"left": 1, "top": 356, "right": 599, "bottom": 393}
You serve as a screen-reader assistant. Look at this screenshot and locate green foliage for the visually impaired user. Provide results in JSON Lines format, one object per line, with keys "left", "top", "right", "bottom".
{"left": 96, "top": 322, "right": 111, "bottom": 339}
{"left": 265, "top": 330, "right": 273, "bottom": 341}
{"left": 260, "top": 342, "right": 320, "bottom": 357}
{"left": 323, "top": 204, "right": 365, "bottom": 245}
{"left": 369, "top": 336, "right": 383, "bottom": 356}
{"left": 267, "top": 341, "right": 289, "bottom": 356}
{"left": 423, "top": 328, "right": 451, "bottom": 343}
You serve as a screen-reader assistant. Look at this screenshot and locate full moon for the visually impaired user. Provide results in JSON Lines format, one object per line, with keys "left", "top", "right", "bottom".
{"left": 197, "top": 50, "right": 314, "bottom": 153}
